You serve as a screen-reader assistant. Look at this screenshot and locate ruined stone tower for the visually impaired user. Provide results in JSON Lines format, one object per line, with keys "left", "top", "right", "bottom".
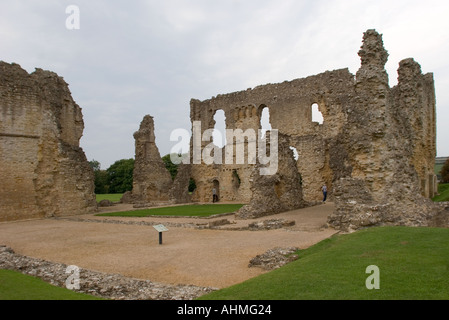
{"left": 328, "top": 30, "right": 438, "bottom": 231}
{"left": 0, "top": 62, "right": 97, "bottom": 222}
{"left": 132, "top": 115, "right": 174, "bottom": 205}
{"left": 131, "top": 114, "right": 194, "bottom": 206}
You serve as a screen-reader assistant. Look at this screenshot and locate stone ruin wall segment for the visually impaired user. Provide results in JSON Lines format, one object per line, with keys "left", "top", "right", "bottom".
{"left": 1, "top": 29, "right": 438, "bottom": 231}
{"left": 0, "top": 62, "right": 97, "bottom": 222}
{"left": 189, "top": 68, "right": 356, "bottom": 204}
{"left": 187, "top": 29, "right": 439, "bottom": 229}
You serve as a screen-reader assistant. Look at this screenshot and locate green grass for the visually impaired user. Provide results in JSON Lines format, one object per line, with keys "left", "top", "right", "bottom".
{"left": 198, "top": 226, "right": 449, "bottom": 300}
{"left": 96, "top": 204, "right": 244, "bottom": 218}
{"left": 432, "top": 184, "right": 449, "bottom": 202}
{"left": 0, "top": 269, "right": 103, "bottom": 300}
{"left": 3, "top": 227, "right": 448, "bottom": 300}
{"left": 96, "top": 194, "right": 123, "bottom": 203}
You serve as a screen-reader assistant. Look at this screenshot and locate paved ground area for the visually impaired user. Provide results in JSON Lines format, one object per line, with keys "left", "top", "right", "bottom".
{"left": 0, "top": 203, "right": 338, "bottom": 289}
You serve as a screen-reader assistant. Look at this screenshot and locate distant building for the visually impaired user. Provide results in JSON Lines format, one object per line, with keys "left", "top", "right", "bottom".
{"left": 436, "top": 157, "right": 448, "bottom": 165}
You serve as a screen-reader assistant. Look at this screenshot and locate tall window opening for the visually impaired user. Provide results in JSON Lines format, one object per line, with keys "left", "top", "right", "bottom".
{"left": 213, "top": 110, "right": 226, "bottom": 148}
{"left": 260, "top": 106, "right": 272, "bottom": 138}
{"left": 312, "top": 103, "right": 324, "bottom": 125}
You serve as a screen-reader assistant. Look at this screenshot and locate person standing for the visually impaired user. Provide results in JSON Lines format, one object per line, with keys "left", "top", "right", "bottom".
{"left": 212, "top": 188, "right": 217, "bottom": 203}
{"left": 322, "top": 184, "right": 328, "bottom": 203}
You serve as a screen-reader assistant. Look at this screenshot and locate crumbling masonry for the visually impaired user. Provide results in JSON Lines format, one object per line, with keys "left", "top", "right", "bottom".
{"left": 130, "top": 115, "right": 192, "bottom": 206}
{"left": 0, "top": 62, "right": 97, "bottom": 222}
{"left": 0, "top": 29, "right": 439, "bottom": 230}
{"left": 132, "top": 30, "right": 441, "bottom": 231}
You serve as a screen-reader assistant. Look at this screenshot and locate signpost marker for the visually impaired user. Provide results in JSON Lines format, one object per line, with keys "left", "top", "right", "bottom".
{"left": 153, "top": 224, "right": 169, "bottom": 245}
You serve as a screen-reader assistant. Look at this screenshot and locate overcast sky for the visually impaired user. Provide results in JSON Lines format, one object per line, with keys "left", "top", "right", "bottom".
{"left": 1, "top": 0, "right": 448, "bottom": 169}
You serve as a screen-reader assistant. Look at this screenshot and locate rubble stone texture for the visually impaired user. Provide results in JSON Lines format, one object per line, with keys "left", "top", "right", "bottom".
{"left": 0, "top": 245, "right": 215, "bottom": 300}
{"left": 132, "top": 115, "right": 174, "bottom": 205}
{"left": 0, "top": 62, "right": 97, "bottom": 222}
{"left": 236, "top": 132, "right": 305, "bottom": 219}
{"left": 248, "top": 247, "right": 300, "bottom": 271}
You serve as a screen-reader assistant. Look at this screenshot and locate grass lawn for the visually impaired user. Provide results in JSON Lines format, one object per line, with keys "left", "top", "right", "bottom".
{"left": 2, "top": 226, "right": 448, "bottom": 300}
{"left": 96, "top": 194, "right": 123, "bottom": 203}
{"left": 433, "top": 184, "right": 449, "bottom": 202}
{"left": 96, "top": 204, "right": 244, "bottom": 218}
{"left": 198, "top": 226, "right": 449, "bottom": 300}
{"left": 0, "top": 269, "right": 103, "bottom": 300}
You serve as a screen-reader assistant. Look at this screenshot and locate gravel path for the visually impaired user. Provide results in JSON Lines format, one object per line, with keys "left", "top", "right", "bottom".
{"left": 0, "top": 203, "right": 337, "bottom": 299}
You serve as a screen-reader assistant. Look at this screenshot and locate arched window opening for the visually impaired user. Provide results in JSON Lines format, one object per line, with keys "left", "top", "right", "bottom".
{"left": 312, "top": 103, "right": 324, "bottom": 125}
{"left": 260, "top": 106, "right": 272, "bottom": 138}
{"left": 213, "top": 110, "right": 226, "bottom": 148}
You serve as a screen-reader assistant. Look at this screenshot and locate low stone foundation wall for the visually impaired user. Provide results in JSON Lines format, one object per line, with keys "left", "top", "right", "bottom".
{"left": 248, "top": 247, "right": 299, "bottom": 271}
{"left": 0, "top": 245, "right": 215, "bottom": 300}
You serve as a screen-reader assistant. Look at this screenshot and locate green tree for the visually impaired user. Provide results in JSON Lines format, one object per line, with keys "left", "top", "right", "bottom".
{"left": 95, "top": 170, "right": 109, "bottom": 194}
{"left": 162, "top": 154, "right": 179, "bottom": 180}
{"left": 107, "top": 159, "right": 135, "bottom": 193}
{"left": 89, "top": 160, "right": 109, "bottom": 194}
{"left": 89, "top": 160, "right": 101, "bottom": 172}
{"left": 441, "top": 158, "right": 449, "bottom": 183}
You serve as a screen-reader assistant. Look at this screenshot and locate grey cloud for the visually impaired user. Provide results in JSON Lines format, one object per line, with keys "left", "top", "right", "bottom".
{"left": 1, "top": 0, "right": 448, "bottom": 168}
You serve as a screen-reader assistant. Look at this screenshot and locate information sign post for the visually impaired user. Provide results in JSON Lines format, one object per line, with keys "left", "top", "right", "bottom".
{"left": 153, "top": 224, "right": 169, "bottom": 245}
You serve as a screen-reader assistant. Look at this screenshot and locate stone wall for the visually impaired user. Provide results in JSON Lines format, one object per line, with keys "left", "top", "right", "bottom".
{"left": 326, "top": 30, "right": 438, "bottom": 231}
{"left": 236, "top": 132, "right": 305, "bottom": 219}
{"left": 0, "top": 62, "right": 97, "bottom": 222}
{"left": 186, "top": 29, "right": 439, "bottom": 229}
{"left": 189, "top": 67, "right": 355, "bottom": 205}
{"left": 0, "top": 245, "right": 214, "bottom": 300}
{"left": 131, "top": 115, "right": 174, "bottom": 205}
{"left": 131, "top": 114, "right": 195, "bottom": 206}
{"left": 126, "top": 30, "right": 439, "bottom": 230}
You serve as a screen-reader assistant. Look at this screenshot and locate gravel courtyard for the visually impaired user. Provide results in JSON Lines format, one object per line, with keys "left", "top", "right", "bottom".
{"left": 0, "top": 203, "right": 337, "bottom": 291}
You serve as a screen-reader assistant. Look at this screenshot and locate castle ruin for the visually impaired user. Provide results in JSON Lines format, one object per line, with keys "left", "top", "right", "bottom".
{"left": 132, "top": 29, "right": 439, "bottom": 231}
{"left": 0, "top": 29, "right": 441, "bottom": 231}
{"left": 0, "top": 62, "right": 97, "bottom": 222}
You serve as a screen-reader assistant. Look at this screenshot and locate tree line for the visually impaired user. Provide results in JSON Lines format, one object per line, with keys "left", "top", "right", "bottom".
{"left": 89, "top": 158, "right": 134, "bottom": 194}
{"left": 90, "top": 156, "right": 449, "bottom": 195}
{"left": 89, "top": 154, "right": 196, "bottom": 194}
